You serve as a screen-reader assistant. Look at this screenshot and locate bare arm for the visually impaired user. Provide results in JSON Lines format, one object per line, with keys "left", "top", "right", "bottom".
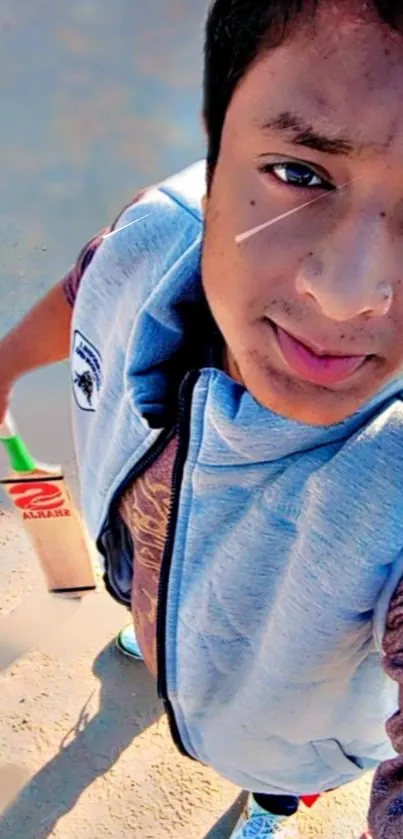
{"left": 0, "top": 227, "right": 109, "bottom": 420}
{"left": 0, "top": 280, "right": 72, "bottom": 384}
{"left": 0, "top": 188, "right": 149, "bottom": 420}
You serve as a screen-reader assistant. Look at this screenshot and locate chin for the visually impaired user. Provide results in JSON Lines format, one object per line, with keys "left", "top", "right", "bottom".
{"left": 242, "top": 362, "right": 372, "bottom": 427}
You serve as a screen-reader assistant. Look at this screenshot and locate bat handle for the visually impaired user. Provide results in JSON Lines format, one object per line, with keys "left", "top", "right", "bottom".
{"left": 0, "top": 411, "right": 37, "bottom": 473}
{"left": 0, "top": 410, "right": 16, "bottom": 439}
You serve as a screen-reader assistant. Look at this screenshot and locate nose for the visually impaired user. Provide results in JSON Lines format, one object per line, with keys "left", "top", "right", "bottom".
{"left": 296, "top": 214, "right": 393, "bottom": 322}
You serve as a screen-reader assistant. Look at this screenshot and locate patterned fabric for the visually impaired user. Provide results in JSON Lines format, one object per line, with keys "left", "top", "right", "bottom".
{"left": 368, "top": 575, "right": 403, "bottom": 838}
{"left": 119, "top": 435, "right": 178, "bottom": 675}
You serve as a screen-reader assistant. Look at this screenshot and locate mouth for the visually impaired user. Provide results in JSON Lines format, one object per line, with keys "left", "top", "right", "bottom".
{"left": 267, "top": 320, "right": 370, "bottom": 387}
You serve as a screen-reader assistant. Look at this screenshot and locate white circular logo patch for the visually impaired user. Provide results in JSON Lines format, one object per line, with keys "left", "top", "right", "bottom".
{"left": 72, "top": 330, "right": 102, "bottom": 412}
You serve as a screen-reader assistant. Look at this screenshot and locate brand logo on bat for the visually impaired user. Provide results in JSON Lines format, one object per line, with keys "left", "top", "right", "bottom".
{"left": 9, "top": 482, "right": 72, "bottom": 519}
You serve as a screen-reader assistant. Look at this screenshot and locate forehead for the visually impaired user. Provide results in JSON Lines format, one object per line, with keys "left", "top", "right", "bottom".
{"left": 230, "top": 4, "right": 403, "bottom": 157}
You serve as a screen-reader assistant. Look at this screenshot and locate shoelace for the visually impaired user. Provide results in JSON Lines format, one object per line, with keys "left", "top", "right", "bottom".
{"left": 241, "top": 813, "right": 299, "bottom": 838}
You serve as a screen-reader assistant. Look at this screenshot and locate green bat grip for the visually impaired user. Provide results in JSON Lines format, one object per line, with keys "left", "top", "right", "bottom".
{"left": 0, "top": 412, "right": 37, "bottom": 473}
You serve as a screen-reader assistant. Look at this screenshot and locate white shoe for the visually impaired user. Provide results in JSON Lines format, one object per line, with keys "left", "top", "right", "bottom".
{"left": 231, "top": 796, "right": 300, "bottom": 838}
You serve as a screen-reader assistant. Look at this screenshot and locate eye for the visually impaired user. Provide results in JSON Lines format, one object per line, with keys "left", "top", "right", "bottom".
{"left": 260, "top": 161, "right": 333, "bottom": 191}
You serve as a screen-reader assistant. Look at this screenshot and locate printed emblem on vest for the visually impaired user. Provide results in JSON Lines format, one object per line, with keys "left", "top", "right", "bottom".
{"left": 72, "top": 330, "right": 102, "bottom": 412}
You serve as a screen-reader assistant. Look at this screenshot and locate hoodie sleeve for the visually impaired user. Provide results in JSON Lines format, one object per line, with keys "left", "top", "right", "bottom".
{"left": 62, "top": 189, "right": 149, "bottom": 308}
{"left": 368, "top": 575, "right": 403, "bottom": 838}
{"left": 63, "top": 229, "right": 110, "bottom": 307}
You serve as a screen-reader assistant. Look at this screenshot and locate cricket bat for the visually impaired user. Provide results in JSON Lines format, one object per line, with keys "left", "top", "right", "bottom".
{"left": 0, "top": 411, "right": 96, "bottom": 596}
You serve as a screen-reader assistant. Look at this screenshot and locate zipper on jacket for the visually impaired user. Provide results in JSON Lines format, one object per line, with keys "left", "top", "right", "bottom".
{"left": 156, "top": 369, "right": 200, "bottom": 758}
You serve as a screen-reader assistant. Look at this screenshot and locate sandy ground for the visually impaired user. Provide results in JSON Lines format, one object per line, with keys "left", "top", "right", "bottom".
{"left": 0, "top": 495, "right": 373, "bottom": 839}
{"left": 0, "top": 1, "right": 374, "bottom": 836}
{"left": 0, "top": 430, "right": 373, "bottom": 839}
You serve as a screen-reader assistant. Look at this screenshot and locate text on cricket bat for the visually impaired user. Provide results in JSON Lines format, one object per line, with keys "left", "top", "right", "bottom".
{"left": 9, "top": 482, "right": 72, "bottom": 519}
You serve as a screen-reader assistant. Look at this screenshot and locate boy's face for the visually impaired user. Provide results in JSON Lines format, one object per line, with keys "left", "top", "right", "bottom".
{"left": 202, "top": 4, "right": 403, "bottom": 425}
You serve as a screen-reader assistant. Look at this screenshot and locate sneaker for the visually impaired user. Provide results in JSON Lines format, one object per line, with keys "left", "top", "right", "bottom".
{"left": 231, "top": 796, "right": 300, "bottom": 838}
{"left": 115, "top": 623, "right": 144, "bottom": 660}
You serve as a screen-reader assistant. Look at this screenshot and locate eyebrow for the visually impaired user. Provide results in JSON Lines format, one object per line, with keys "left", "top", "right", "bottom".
{"left": 260, "top": 110, "right": 356, "bottom": 156}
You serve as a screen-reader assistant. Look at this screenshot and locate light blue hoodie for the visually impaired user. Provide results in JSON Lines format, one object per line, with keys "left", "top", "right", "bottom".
{"left": 71, "top": 161, "right": 403, "bottom": 796}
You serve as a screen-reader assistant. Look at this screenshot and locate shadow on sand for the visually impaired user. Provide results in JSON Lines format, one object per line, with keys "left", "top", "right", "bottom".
{"left": 0, "top": 641, "right": 162, "bottom": 838}
{"left": 203, "top": 791, "right": 247, "bottom": 839}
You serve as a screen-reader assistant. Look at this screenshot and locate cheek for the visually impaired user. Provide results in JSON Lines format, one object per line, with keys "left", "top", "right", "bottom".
{"left": 204, "top": 179, "right": 327, "bottom": 305}
{"left": 203, "top": 209, "right": 304, "bottom": 320}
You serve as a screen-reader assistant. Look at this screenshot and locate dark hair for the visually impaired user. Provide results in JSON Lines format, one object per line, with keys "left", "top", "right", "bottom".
{"left": 203, "top": 0, "right": 403, "bottom": 187}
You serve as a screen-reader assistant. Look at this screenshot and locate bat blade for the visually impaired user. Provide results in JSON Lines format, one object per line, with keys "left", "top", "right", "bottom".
{"left": 0, "top": 412, "right": 96, "bottom": 596}
{"left": 0, "top": 413, "right": 97, "bottom": 672}
{"left": 1, "top": 468, "right": 96, "bottom": 595}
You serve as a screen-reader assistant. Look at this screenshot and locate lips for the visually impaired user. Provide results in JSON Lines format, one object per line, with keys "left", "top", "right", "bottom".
{"left": 273, "top": 323, "right": 368, "bottom": 387}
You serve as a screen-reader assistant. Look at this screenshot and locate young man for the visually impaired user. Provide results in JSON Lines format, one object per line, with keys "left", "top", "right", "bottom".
{"left": 3, "top": 1, "right": 403, "bottom": 836}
